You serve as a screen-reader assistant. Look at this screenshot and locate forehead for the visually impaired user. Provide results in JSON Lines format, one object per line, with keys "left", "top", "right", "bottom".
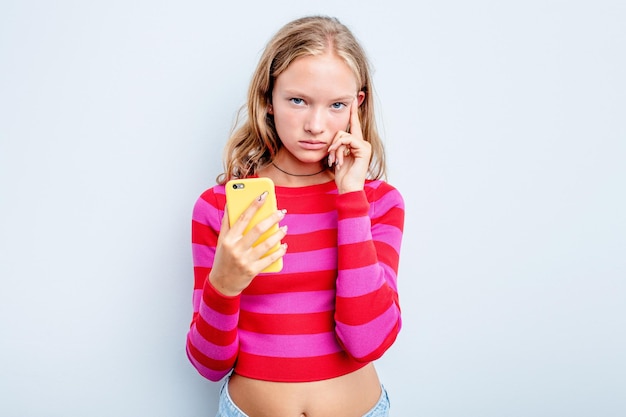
{"left": 274, "top": 53, "right": 359, "bottom": 97}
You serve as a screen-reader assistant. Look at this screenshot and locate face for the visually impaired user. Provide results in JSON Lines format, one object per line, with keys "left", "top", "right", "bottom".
{"left": 270, "top": 52, "right": 365, "bottom": 168}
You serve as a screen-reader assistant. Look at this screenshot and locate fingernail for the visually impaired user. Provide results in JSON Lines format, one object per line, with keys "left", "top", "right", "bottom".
{"left": 258, "top": 191, "right": 268, "bottom": 202}
{"left": 278, "top": 209, "right": 287, "bottom": 218}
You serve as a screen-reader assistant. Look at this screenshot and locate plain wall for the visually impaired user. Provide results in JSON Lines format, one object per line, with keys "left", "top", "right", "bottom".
{"left": 1, "top": 1, "right": 624, "bottom": 416}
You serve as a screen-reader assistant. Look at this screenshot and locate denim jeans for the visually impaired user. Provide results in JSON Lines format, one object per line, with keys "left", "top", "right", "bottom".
{"left": 215, "top": 378, "right": 390, "bottom": 417}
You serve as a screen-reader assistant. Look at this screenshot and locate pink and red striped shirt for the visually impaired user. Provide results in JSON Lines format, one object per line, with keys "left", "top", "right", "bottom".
{"left": 187, "top": 179, "right": 404, "bottom": 382}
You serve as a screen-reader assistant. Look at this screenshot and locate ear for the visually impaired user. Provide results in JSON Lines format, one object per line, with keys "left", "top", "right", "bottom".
{"left": 267, "top": 104, "right": 273, "bottom": 115}
{"left": 357, "top": 90, "right": 366, "bottom": 106}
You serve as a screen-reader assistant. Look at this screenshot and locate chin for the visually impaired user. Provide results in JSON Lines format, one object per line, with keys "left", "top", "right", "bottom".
{"left": 299, "top": 155, "right": 327, "bottom": 165}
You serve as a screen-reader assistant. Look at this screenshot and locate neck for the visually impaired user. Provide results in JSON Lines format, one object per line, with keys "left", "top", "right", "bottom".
{"left": 257, "top": 161, "right": 333, "bottom": 187}
{"left": 271, "top": 161, "right": 327, "bottom": 177}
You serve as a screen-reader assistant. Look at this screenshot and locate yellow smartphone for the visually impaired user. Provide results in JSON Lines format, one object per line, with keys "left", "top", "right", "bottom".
{"left": 225, "top": 177, "right": 283, "bottom": 273}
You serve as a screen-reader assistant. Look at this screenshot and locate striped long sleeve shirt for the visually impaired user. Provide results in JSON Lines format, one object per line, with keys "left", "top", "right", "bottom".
{"left": 187, "top": 179, "right": 404, "bottom": 382}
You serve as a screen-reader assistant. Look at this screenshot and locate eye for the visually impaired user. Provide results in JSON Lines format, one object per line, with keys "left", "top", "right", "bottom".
{"left": 331, "top": 102, "right": 347, "bottom": 110}
{"left": 290, "top": 98, "right": 304, "bottom": 105}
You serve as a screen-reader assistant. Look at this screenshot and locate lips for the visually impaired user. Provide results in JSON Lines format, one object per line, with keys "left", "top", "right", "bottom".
{"left": 299, "top": 141, "right": 328, "bottom": 150}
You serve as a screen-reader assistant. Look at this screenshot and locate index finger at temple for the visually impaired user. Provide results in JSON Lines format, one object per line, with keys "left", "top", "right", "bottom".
{"left": 350, "top": 97, "right": 361, "bottom": 133}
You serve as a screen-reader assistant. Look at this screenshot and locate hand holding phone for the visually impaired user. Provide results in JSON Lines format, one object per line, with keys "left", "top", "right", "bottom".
{"left": 225, "top": 177, "right": 284, "bottom": 273}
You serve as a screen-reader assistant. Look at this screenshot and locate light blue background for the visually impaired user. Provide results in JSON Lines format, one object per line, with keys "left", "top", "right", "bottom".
{"left": 1, "top": 1, "right": 624, "bottom": 416}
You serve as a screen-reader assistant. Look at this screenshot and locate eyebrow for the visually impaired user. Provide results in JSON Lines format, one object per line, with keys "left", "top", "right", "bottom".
{"left": 283, "top": 90, "right": 356, "bottom": 102}
{"left": 332, "top": 95, "right": 357, "bottom": 102}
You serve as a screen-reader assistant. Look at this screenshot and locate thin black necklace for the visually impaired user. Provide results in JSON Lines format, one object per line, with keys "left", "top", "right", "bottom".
{"left": 271, "top": 162, "right": 326, "bottom": 177}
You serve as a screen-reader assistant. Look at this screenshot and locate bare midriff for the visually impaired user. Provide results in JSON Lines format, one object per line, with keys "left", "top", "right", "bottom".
{"left": 227, "top": 363, "right": 382, "bottom": 417}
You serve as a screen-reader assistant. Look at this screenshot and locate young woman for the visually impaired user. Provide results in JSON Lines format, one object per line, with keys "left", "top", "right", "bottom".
{"left": 187, "top": 16, "right": 405, "bottom": 417}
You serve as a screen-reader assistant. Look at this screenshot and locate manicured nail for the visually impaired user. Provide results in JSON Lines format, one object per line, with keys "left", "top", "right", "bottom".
{"left": 258, "top": 191, "right": 268, "bottom": 202}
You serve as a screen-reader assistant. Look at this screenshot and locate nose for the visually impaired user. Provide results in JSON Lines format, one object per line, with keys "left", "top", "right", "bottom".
{"left": 304, "top": 107, "right": 325, "bottom": 135}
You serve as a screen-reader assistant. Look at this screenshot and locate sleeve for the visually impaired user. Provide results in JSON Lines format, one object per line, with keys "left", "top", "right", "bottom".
{"left": 334, "top": 182, "right": 405, "bottom": 362}
{"left": 186, "top": 188, "right": 241, "bottom": 381}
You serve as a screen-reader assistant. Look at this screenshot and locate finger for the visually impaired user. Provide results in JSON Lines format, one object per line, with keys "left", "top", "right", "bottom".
{"left": 256, "top": 242, "right": 288, "bottom": 271}
{"left": 328, "top": 131, "right": 349, "bottom": 166}
{"left": 349, "top": 97, "right": 361, "bottom": 135}
{"left": 230, "top": 191, "right": 268, "bottom": 236}
{"left": 220, "top": 204, "right": 231, "bottom": 236}
{"left": 251, "top": 224, "right": 288, "bottom": 258}
{"left": 242, "top": 208, "right": 287, "bottom": 248}
{"left": 337, "top": 144, "right": 348, "bottom": 167}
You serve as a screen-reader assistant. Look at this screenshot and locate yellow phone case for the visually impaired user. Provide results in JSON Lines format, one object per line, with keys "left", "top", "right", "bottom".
{"left": 225, "top": 177, "right": 283, "bottom": 273}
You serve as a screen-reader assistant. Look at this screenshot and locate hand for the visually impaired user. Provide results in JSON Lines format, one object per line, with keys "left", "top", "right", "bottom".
{"left": 327, "top": 97, "right": 371, "bottom": 194}
{"left": 209, "top": 193, "right": 288, "bottom": 296}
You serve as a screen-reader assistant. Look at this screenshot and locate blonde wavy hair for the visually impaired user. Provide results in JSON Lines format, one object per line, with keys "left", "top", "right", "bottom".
{"left": 217, "top": 15, "right": 386, "bottom": 184}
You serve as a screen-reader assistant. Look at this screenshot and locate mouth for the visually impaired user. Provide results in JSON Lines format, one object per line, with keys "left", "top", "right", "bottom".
{"left": 299, "top": 140, "right": 328, "bottom": 150}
